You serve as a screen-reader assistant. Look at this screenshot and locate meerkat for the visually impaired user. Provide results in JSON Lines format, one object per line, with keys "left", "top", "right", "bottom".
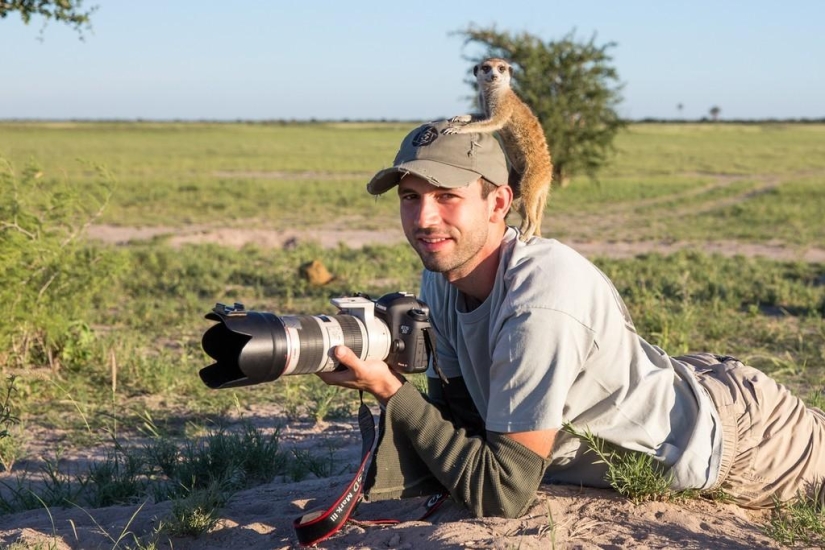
{"left": 443, "top": 57, "right": 553, "bottom": 241}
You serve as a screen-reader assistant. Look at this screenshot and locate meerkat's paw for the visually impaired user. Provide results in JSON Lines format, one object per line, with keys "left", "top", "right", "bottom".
{"left": 441, "top": 126, "right": 463, "bottom": 135}
{"left": 449, "top": 115, "right": 474, "bottom": 124}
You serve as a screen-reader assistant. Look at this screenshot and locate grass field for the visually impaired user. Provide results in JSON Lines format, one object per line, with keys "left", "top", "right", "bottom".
{"left": 2, "top": 121, "right": 824, "bottom": 243}
{"left": 0, "top": 121, "right": 823, "bottom": 542}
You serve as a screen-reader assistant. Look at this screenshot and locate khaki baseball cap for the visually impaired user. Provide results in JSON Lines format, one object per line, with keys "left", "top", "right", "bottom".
{"left": 366, "top": 119, "right": 509, "bottom": 195}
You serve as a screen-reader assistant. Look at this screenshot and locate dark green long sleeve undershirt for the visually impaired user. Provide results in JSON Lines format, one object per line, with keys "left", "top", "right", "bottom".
{"left": 367, "top": 381, "right": 551, "bottom": 519}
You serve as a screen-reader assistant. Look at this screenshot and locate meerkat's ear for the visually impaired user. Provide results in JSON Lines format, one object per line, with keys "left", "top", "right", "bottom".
{"left": 508, "top": 65, "right": 513, "bottom": 77}
{"left": 473, "top": 64, "right": 480, "bottom": 76}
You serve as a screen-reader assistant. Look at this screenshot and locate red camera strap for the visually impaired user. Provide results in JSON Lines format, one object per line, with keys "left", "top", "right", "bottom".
{"left": 292, "top": 393, "right": 447, "bottom": 546}
{"left": 293, "top": 397, "right": 375, "bottom": 546}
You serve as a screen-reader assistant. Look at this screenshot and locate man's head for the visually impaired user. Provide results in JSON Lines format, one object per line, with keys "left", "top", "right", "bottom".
{"left": 367, "top": 121, "right": 512, "bottom": 286}
{"left": 366, "top": 119, "right": 509, "bottom": 196}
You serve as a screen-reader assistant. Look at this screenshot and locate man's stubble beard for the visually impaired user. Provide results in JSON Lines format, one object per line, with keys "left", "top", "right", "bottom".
{"left": 411, "top": 225, "right": 489, "bottom": 277}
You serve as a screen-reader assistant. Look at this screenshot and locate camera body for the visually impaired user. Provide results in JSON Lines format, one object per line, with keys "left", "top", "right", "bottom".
{"left": 331, "top": 292, "right": 432, "bottom": 374}
{"left": 200, "top": 292, "right": 434, "bottom": 389}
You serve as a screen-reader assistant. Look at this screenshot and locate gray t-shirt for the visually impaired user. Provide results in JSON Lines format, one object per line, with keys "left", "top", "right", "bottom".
{"left": 421, "top": 228, "right": 722, "bottom": 490}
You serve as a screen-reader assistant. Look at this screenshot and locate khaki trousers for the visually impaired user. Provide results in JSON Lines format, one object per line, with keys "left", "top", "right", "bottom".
{"left": 679, "top": 353, "right": 825, "bottom": 508}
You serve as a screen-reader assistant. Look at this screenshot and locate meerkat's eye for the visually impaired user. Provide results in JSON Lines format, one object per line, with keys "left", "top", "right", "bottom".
{"left": 498, "top": 66, "right": 506, "bottom": 73}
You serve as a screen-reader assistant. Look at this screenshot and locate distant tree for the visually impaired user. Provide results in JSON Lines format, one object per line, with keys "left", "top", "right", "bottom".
{"left": 453, "top": 26, "right": 626, "bottom": 186}
{"left": 709, "top": 106, "right": 721, "bottom": 121}
{"left": 677, "top": 103, "right": 684, "bottom": 116}
{"left": 0, "top": 0, "right": 96, "bottom": 37}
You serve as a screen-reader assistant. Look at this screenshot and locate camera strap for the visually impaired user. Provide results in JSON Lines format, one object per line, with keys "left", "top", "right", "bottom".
{"left": 424, "top": 327, "right": 449, "bottom": 385}
{"left": 292, "top": 392, "right": 448, "bottom": 547}
{"left": 292, "top": 393, "right": 375, "bottom": 546}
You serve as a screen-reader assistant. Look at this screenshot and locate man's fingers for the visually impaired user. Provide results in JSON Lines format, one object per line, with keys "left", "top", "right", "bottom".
{"left": 333, "top": 345, "right": 362, "bottom": 370}
{"left": 317, "top": 347, "right": 402, "bottom": 403}
{"left": 334, "top": 345, "right": 353, "bottom": 362}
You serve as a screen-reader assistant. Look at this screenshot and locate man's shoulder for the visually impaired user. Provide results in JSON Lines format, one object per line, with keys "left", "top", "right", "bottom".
{"left": 499, "top": 235, "right": 621, "bottom": 319}
{"left": 504, "top": 236, "right": 597, "bottom": 283}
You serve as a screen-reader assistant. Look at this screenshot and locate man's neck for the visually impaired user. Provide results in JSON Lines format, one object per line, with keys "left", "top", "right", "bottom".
{"left": 445, "top": 226, "right": 506, "bottom": 303}
{"left": 462, "top": 293, "right": 484, "bottom": 312}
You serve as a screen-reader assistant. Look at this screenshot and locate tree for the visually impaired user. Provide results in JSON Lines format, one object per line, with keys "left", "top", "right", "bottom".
{"left": 0, "top": 0, "right": 96, "bottom": 37}
{"left": 709, "top": 106, "right": 721, "bottom": 121}
{"left": 454, "top": 26, "right": 626, "bottom": 186}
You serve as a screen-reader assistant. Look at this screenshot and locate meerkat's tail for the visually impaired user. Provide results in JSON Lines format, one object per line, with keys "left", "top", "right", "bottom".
{"left": 516, "top": 170, "right": 551, "bottom": 241}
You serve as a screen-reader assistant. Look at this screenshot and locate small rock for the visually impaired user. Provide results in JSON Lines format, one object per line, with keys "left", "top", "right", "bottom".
{"left": 299, "top": 259, "right": 334, "bottom": 286}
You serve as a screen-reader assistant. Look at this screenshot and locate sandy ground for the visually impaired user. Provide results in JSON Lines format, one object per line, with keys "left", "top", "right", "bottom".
{"left": 0, "top": 410, "right": 781, "bottom": 549}
{"left": 83, "top": 223, "right": 825, "bottom": 263}
{"left": 81, "top": 168, "right": 825, "bottom": 263}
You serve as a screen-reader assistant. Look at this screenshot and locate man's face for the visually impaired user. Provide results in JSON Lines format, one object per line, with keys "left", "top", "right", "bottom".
{"left": 397, "top": 176, "right": 495, "bottom": 281}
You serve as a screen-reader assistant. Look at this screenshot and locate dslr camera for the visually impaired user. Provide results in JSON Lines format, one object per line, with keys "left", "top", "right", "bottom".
{"left": 200, "top": 292, "right": 434, "bottom": 389}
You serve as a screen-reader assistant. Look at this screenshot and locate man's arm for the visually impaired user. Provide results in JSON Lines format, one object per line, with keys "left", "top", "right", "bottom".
{"left": 427, "top": 374, "right": 556, "bottom": 461}
{"left": 386, "top": 382, "right": 554, "bottom": 518}
{"left": 318, "top": 346, "right": 554, "bottom": 518}
{"left": 503, "top": 429, "right": 556, "bottom": 460}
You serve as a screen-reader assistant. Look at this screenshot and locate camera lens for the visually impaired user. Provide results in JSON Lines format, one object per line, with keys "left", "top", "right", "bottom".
{"left": 280, "top": 314, "right": 366, "bottom": 376}
{"left": 200, "top": 310, "right": 387, "bottom": 389}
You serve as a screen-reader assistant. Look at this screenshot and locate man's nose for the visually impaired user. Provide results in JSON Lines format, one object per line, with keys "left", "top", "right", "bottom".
{"left": 416, "top": 196, "right": 440, "bottom": 227}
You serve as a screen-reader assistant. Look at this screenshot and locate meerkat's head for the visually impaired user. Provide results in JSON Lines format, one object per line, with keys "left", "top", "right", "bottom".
{"left": 473, "top": 57, "right": 513, "bottom": 90}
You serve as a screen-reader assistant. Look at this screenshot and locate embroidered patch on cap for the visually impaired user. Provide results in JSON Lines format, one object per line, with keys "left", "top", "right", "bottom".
{"left": 412, "top": 125, "right": 439, "bottom": 147}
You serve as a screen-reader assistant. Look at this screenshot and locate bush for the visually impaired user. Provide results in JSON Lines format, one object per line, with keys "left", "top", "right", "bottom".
{"left": 0, "top": 157, "right": 124, "bottom": 371}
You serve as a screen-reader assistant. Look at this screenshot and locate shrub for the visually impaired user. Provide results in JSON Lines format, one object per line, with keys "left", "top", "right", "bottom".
{"left": 0, "top": 157, "right": 124, "bottom": 371}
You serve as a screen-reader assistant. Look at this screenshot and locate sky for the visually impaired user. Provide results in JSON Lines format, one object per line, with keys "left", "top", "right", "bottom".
{"left": 1, "top": 1, "right": 823, "bottom": 121}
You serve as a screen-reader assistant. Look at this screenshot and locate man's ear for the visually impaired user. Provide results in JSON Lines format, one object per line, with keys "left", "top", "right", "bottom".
{"left": 489, "top": 185, "right": 513, "bottom": 223}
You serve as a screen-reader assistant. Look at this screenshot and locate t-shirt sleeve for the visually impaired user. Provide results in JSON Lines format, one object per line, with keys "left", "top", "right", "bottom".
{"left": 485, "top": 307, "right": 595, "bottom": 433}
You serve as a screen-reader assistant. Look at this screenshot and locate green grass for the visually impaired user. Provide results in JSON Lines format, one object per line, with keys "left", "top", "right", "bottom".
{"left": 765, "top": 492, "right": 825, "bottom": 547}
{"left": 2, "top": 241, "right": 819, "bottom": 444}
{"left": 0, "top": 121, "right": 412, "bottom": 227}
{"left": 2, "top": 122, "right": 824, "bottom": 235}
{"left": 606, "top": 123, "right": 825, "bottom": 177}
{"left": 686, "top": 176, "right": 825, "bottom": 245}
{"left": 0, "top": 419, "right": 341, "bottom": 541}
{"left": 564, "top": 423, "right": 675, "bottom": 504}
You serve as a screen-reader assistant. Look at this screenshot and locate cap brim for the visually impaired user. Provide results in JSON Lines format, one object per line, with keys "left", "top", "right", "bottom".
{"left": 366, "top": 159, "right": 483, "bottom": 195}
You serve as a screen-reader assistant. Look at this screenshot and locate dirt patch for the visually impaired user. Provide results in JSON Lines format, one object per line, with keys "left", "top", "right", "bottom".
{"left": 84, "top": 223, "right": 825, "bottom": 263}
{"left": 85, "top": 224, "right": 407, "bottom": 250}
{"left": 0, "top": 408, "right": 782, "bottom": 549}
{"left": 84, "top": 170, "right": 825, "bottom": 262}
{"left": 0, "top": 483, "right": 781, "bottom": 549}
{"left": 572, "top": 239, "right": 825, "bottom": 263}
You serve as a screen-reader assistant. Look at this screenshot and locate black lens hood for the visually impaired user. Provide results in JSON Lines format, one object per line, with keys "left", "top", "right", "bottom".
{"left": 200, "top": 309, "right": 289, "bottom": 389}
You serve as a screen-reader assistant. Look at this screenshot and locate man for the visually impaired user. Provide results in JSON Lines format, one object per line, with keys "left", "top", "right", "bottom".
{"left": 318, "top": 120, "right": 825, "bottom": 518}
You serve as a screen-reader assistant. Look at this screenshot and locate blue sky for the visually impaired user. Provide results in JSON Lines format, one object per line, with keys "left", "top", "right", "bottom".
{"left": 1, "top": 1, "right": 823, "bottom": 120}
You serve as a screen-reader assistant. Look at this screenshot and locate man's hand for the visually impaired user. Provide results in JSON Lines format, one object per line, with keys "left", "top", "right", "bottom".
{"left": 316, "top": 346, "right": 405, "bottom": 405}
